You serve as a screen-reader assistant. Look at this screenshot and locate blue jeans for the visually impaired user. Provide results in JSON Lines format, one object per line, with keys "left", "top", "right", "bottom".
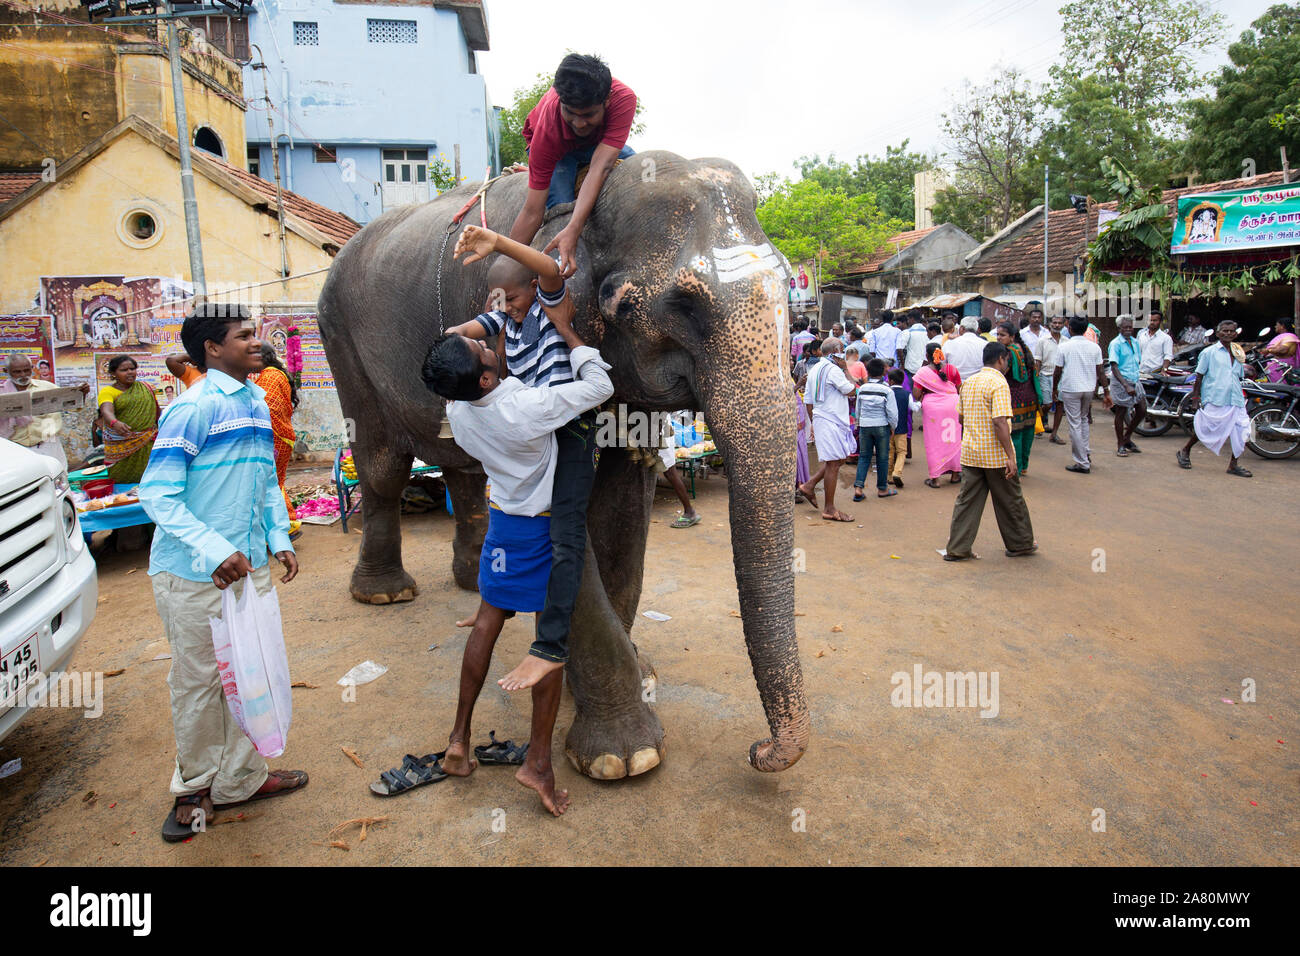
{"left": 855, "top": 426, "right": 891, "bottom": 491}
{"left": 545, "top": 144, "right": 636, "bottom": 209}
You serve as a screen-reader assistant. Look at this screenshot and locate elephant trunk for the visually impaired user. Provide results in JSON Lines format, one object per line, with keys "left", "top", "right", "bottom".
{"left": 698, "top": 376, "right": 809, "bottom": 771}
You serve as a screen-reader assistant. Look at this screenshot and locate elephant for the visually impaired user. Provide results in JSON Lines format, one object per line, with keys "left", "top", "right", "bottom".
{"left": 316, "top": 150, "right": 808, "bottom": 779}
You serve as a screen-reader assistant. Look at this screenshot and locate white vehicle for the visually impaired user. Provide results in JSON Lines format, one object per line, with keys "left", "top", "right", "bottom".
{"left": 0, "top": 439, "right": 97, "bottom": 742}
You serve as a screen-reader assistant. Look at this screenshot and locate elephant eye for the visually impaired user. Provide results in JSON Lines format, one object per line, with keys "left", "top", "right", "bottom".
{"left": 662, "top": 287, "right": 710, "bottom": 340}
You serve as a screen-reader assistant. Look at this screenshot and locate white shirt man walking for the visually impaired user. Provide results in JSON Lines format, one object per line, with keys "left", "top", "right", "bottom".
{"left": 943, "top": 317, "right": 987, "bottom": 383}
{"left": 1054, "top": 316, "right": 1112, "bottom": 473}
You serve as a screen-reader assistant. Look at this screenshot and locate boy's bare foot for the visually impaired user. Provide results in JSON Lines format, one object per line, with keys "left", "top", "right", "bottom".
{"left": 441, "top": 736, "right": 477, "bottom": 777}
{"left": 497, "top": 655, "right": 563, "bottom": 692}
{"left": 516, "top": 761, "right": 569, "bottom": 816}
{"left": 455, "top": 607, "right": 479, "bottom": 628}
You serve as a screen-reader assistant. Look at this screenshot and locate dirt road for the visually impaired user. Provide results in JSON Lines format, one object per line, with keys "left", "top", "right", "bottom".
{"left": 1, "top": 431, "right": 1295, "bottom": 865}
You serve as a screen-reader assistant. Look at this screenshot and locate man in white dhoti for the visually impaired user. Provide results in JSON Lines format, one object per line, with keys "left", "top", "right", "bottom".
{"left": 798, "top": 337, "right": 864, "bottom": 522}
{"left": 1177, "top": 320, "right": 1252, "bottom": 477}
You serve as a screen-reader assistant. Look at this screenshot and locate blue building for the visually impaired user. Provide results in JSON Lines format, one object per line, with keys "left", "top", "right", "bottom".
{"left": 244, "top": 0, "right": 498, "bottom": 224}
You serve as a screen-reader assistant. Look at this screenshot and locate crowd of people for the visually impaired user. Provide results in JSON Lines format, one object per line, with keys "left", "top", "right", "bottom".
{"left": 790, "top": 301, "right": 1290, "bottom": 555}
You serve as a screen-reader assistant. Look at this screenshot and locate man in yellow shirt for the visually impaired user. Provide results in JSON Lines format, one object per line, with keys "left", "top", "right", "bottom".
{"left": 943, "top": 341, "right": 1036, "bottom": 561}
{"left": 0, "top": 353, "right": 88, "bottom": 473}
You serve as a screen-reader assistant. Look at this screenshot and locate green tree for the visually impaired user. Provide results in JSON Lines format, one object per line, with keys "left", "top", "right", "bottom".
{"left": 794, "top": 141, "right": 934, "bottom": 224}
{"left": 497, "top": 72, "right": 648, "bottom": 168}
{"left": 755, "top": 178, "right": 908, "bottom": 276}
{"left": 932, "top": 67, "right": 1042, "bottom": 237}
{"left": 1038, "top": 0, "right": 1225, "bottom": 201}
{"left": 1183, "top": 4, "right": 1300, "bottom": 181}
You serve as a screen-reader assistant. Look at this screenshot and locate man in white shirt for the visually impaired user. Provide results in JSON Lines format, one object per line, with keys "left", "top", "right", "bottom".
{"left": 1053, "top": 317, "right": 1112, "bottom": 473}
{"left": 897, "top": 318, "right": 929, "bottom": 376}
{"left": 870, "top": 312, "right": 902, "bottom": 364}
{"left": 1137, "top": 309, "right": 1174, "bottom": 377}
{"left": 1019, "top": 307, "right": 1045, "bottom": 354}
{"left": 419, "top": 309, "right": 613, "bottom": 816}
{"left": 798, "top": 337, "right": 862, "bottom": 522}
{"left": 1032, "top": 315, "right": 1066, "bottom": 443}
{"left": 943, "top": 317, "right": 987, "bottom": 383}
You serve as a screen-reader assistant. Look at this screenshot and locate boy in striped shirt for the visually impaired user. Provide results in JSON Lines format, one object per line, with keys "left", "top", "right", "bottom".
{"left": 444, "top": 225, "right": 598, "bottom": 690}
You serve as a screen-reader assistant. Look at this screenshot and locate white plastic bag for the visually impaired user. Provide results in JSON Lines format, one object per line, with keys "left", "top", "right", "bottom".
{"left": 209, "top": 578, "right": 293, "bottom": 758}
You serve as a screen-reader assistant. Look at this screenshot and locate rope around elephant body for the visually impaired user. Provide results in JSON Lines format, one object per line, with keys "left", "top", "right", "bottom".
{"left": 434, "top": 169, "right": 503, "bottom": 334}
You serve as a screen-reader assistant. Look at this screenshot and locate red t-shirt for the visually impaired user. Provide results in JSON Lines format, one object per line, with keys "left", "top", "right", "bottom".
{"left": 522, "top": 78, "right": 637, "bottom": 192}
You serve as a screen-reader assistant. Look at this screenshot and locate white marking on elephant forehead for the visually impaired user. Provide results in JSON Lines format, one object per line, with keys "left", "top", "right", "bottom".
{"left": 712, "top": 243, "right": 781, "bottom": 282}
{"left": 690, "top": 254, "right": 712, "bottom": 274}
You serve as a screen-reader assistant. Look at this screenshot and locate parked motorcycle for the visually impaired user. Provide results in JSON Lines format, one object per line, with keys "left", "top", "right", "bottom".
{"left": 1136, "top": 372, "right": 1196, "bottom": 436}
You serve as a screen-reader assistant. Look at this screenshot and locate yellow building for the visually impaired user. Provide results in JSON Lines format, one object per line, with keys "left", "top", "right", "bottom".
{"left": 0, "top": 116, "right": 360, "bottom": 462}
{"left": 0, "top": 6, "right": 248, "bottom": 170}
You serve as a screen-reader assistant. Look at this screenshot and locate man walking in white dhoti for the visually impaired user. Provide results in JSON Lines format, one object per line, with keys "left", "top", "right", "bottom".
{"left": 1176, "top": 320, "right": 1253, "bottom": 477}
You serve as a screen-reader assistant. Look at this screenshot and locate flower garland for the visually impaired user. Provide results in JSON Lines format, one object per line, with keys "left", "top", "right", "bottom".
{"left": 286, "top": 326, "right": 303, "bottom": 389}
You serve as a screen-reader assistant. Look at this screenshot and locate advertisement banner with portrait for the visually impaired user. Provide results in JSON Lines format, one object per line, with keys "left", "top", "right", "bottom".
{"left": 38, "top": 275, "right": 192, "bottom": 402}
{"left": 788, "top": 261, "right": 817, "bottom": 312}
{"left": 0, "top": 315, "right": 56, "bottom": 386}
{"left": 1171, "top": 184, "right": 1300, "bottom": 254}
{"left": 257, "top": 313, "right": 334, "bottom": 389}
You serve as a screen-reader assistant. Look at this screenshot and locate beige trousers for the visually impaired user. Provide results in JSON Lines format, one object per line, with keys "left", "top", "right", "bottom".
{"left": 151, "top": 565, "right": 272, "bottom": 802}
{"left": 887, "top": 433, "right": 908, "bottom": 479}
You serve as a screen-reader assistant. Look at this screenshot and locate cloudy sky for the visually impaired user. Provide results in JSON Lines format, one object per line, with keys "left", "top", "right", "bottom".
{"left": 477, "top": 0, "right": 1271, "bottom": 183}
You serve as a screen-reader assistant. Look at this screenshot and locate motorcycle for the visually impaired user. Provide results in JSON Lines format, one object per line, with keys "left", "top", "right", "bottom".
{"left": 1243, "top": 325, "right": 1300, "bottom": 459}
{"left": 1136, "top": 371, "right": 1196, "bottom": 436}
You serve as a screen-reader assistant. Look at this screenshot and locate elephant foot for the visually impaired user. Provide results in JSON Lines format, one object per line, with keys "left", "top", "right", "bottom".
{"left": 349, "top": 567, "right": 419, "bottom": 605}
{"left": 452, "top": 553, "right": 479, "bottom": 592}
{"left": 564, "top": 698, "right": 664, "bottom": 780}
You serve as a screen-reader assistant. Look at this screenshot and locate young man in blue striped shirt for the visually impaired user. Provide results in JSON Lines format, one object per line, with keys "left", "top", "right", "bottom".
{"left": 139, "top": 303, "right": 306, "bottom": 843}
{"left": 444, "top": 224, "right": 599, "bottom": 691}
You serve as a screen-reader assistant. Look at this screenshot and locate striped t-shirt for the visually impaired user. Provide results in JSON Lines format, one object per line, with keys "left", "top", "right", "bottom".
{"left": 474, "top": 282, "right": 573, "bottom": 388}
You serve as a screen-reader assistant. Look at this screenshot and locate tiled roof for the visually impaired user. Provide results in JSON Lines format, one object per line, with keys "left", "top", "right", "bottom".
{"left": 205, "top": 156, "right": 361, "bottom": 249}
{"left": 0, "top": 172, "right": 41, "bottom": 204}
{"left": 845, "top": 226, "right": 938, "bottom": 276}
{"left": 0, "top": 118, "right": 361, "bottom": 253}
{"left": 965, "top": 170, "right": 1291, "bottom": 277}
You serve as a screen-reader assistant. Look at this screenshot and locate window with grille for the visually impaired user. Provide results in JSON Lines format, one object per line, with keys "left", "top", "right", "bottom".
{"left": 313, "top": 146, "right": 336, "bottom": 164}
{"left": 293, "top": 21, "right": 319, "bottom": 46}
{"left": 367, "top": 19, "right": 417, "bottom": 43}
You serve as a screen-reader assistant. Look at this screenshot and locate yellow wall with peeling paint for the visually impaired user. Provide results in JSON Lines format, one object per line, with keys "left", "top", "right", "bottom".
{"left": 0, "top": 27, "right": 246, "bottom": 169}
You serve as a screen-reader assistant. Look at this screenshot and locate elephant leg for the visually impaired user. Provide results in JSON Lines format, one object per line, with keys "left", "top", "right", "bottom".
{"left": 349, "top": 437, "right": 418, "bottom": 605}
{"left": 564, "top": 449, "right": 663, "bottom": 780}
{"left": 441, "top": 465, "right": 489, "bottom": 591}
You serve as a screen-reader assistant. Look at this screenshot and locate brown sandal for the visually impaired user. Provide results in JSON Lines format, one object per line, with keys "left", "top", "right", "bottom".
{"left": 161, "top": 789, "right": 213, "bottom": 843}
{"left": 214, "top": 769, "right": 309, "bottom": 809}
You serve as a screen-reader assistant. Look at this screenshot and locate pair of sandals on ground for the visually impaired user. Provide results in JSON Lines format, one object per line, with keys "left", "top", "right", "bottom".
{"left": 369, "top": 731, "right": 528, "bottom": 796}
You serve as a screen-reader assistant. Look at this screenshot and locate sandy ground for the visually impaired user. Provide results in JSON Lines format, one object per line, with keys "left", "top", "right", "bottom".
{"left": 1, "top": 430, "right": 1296, "bottom": 866}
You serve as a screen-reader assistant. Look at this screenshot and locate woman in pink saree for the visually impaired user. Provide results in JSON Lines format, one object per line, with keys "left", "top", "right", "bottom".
{"left": 911, "top": 342, "right": 963, "bottom": 488}
{"left": 1262, "top": 317, "right": 1299, "bottom": 383}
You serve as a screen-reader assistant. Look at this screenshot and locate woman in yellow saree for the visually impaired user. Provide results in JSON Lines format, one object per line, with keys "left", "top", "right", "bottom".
{"left": 254, "top": 344, "right": 301, "bottom": 537}
{"left": 97, "top": 355, "right": 159, "bottom": 484}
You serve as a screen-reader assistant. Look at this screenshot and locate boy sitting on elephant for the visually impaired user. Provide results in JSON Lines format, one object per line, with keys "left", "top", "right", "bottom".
{"left": 415, "top": 296, "right": 615, "bottom": 815}
{"left": 507, "top": 53, "right": 637, "bottom": 278}
{"left": 444, "top": 224, "right": 601, "bottom": 694}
